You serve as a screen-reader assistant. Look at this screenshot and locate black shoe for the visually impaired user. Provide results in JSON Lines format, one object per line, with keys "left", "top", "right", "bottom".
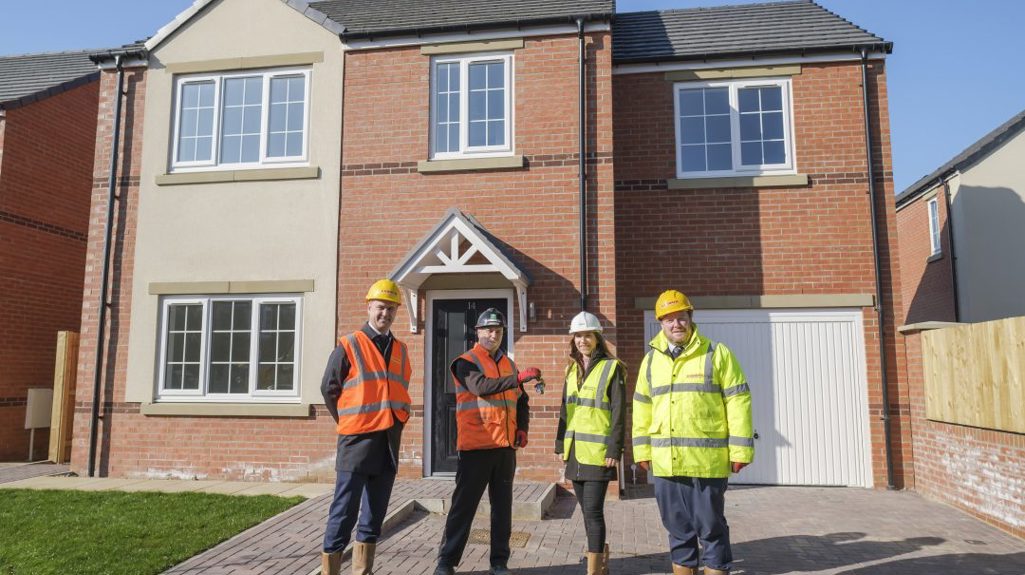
{"left": 433, "top": 565, "right": 455, "bottom": 575}
{"left": 489, "top": 565, "right": 512, "bottom": 575}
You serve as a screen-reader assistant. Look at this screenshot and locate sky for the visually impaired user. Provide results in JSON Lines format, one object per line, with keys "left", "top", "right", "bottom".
{"left": 1, "top": 0, "right": 1023, "bottom": 193}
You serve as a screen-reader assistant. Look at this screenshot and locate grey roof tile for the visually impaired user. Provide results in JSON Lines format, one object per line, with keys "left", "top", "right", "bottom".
{"left": 613, "top": 0, "right": 890, "bottom": 63}
{"left": 0, "top": 49, "right": 99, "bottom": 106}
{"left": 309, "top": 0, "right": 613, "bottom": 38}
{"left": 896, "top": 107, "right": 1025, "bottom": 206}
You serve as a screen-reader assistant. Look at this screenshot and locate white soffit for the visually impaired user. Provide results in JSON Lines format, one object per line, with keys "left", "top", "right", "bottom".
{"left": 390, "top": 209, "right": 531, "bottom": 333}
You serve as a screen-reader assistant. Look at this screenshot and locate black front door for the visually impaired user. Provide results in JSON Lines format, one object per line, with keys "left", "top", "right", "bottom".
{"left": 431, "top": 298, "right": 509, "bottom": 474}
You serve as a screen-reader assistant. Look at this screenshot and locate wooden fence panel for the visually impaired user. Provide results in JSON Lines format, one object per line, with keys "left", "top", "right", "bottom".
{"left": 48, "top": 331, "right": 79, "bottom": 463}
{"left": 922, "top": 317, "right": 1025, "bottom": 433}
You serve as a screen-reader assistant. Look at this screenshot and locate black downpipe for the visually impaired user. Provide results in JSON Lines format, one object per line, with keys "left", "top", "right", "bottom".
{"left": 577, "top": 18, "right": 587, "bottom": 311}
{"left": 88, "top": 56, "right": 125, "bottom": 477}
{"left": 860, "top": 50, "right": 895, "bottom": 490}
{"left": 940, "top": 177, "right": 961, "bottom": 321}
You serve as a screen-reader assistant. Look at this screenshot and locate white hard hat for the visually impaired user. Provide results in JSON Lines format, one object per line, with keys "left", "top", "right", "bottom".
{"left": 569, "top": 311, "right": 603, "bottom": 334}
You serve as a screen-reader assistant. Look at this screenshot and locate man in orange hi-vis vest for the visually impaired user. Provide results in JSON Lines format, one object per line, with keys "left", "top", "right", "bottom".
{"left": 434, "top": 308, "right": 542, "bottom": 575}
{"left": 320, "top": 279, "right": 412, "bottom": 575}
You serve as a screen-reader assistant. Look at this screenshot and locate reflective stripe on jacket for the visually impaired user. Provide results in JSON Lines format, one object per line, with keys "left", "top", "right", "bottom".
{"left": 336, "top": 331, "right": 412, "bottom": 435}
{"left": 632, "top": 327, "right": 753, "bottom": 478}
{"left": 451, "top": 343, "right": 521, "bottom": 451}
{"left": 563, "top": 358, "right": 620, "bottom": 466}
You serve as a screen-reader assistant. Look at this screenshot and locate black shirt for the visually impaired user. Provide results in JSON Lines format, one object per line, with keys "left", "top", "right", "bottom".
{"left": 321, "top": 323, "right": 404, "bottom": 474}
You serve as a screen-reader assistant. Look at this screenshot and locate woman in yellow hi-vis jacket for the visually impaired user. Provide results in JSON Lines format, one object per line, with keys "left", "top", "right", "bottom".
{"left": 632, "top": 290, "right": 753, "bottom": 575}
{"left": 555, "top": 311, "right": 626, "bottom": 575}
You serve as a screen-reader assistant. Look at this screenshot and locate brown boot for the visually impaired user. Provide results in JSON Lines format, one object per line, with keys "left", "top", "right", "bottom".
{"left": 321, "top": 551, "right": 342, "bottom": 575}
{"left": 352, "top": 541, "right": 376, "bottom": 575}
{"left": 671, "top": 565, "right": 695, "bottom": 575}
{"left": 586, "top": 551, "right": 603, "bottom": 575}
{"left": 703, "top": 569, "right": 728, "bottom": 575}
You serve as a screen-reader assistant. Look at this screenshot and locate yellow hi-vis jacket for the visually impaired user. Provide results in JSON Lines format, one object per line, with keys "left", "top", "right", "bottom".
{"left": 632, "top": 327, "right": 753, "bottom": 478}
{"left": 562, "top": 358, "right": 621, "bottom": 466}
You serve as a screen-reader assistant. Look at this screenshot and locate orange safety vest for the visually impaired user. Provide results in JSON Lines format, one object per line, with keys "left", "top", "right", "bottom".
{"left": 336, "top": 331, "right": 412, "bottom": 435}
{"left": 450, "top": 343, "right": 521, "bottom": 451}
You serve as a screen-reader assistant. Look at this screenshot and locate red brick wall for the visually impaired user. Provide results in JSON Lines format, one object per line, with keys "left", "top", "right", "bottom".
{"left": 340, "top": 32, "right": 616, "bottom": 482}
{"left": 896, "top": 191, "right": 957, "bottom": 324}
{"left": 612, "top": 61, "right": 912, "bottom": 488}
{"left": 901, "top": 330, "right": 1025, "bottom": 539}
{"left": 0, "top": 80, "right": 98, "bottom": 461}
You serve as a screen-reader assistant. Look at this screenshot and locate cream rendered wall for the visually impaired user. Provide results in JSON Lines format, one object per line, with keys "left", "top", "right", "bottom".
{"left": 125, "top": 0, "right": 343, "bottom": 404}
{"left": 950, "top": 129, "right": 1025, "bottom": 323}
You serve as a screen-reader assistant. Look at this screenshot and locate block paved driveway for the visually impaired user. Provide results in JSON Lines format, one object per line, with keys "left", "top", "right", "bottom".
{"left": 341, "top": 485, "right": 1025, "bottom": 575}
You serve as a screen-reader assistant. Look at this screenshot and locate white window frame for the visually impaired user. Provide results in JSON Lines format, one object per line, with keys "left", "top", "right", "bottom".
{"left": 170, "top": 67, "right": 311, "bottom": 172}
{"left": 156, "top": 294, "right": 303, "bottom": 402}
{"left": 673, "top": 77, "right": 796, "bottom": 179}
{"left": 928, "top": 197, "right": 942, "bottom": 256}
{"left": 429, "top": 52, "right": 514, "bottom": 160}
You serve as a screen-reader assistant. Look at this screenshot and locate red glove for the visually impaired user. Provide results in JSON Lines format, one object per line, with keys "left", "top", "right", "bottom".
{"left": 517, "top": 368, "right": 541, "bottom": 384}
{"left": 514, "top": 430, "right": 529, "bottom": 449}
{"left": 731, "top": 461, "right": 749, "bottom": 473}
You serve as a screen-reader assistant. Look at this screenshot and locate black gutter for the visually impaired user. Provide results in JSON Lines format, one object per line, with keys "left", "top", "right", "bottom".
{"left": 611, "top": 43, "right": 892, "bottom": 66}
{"left": 577, "top": 18, "right": 587, "bottom": 312}
{"left": 860, "top": 49, "right": 894, "bottom": 490}
{"left": 340, "top": 13, "right": 612, "bottom": 41}
{"left": 88, "top": 55, "right": 125, "bottom": 478}
{"left": 940, "top": 177, "right": 961, "bottom": 321}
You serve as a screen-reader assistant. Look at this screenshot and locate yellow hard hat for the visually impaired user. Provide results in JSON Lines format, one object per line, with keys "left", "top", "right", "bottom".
{"left": 366, "top": 279, "right": 402, "bottom": 305}
{"left": 655, "top": 289, "right": 693, "bottom": 319}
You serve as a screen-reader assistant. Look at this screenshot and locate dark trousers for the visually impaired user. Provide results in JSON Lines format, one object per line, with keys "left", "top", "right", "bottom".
{"left": 438, "top": 448, "right": 516, "bottom": 567}
{"left": 322, "top": 469, "right": 397, "bottom": 553}
{"left": 653, "top": 476, "right": 731, "bottom": 570}
{"left": 572, "top": 480, "right": 609, "bottom": 553}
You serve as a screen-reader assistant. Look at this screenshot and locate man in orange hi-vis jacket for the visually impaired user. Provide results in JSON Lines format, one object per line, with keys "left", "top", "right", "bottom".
{"left": 434, "top": 307, "right": 542, "bottom": 575}
{"left": 320, "top": 279, "right": 412, "bottom": 575}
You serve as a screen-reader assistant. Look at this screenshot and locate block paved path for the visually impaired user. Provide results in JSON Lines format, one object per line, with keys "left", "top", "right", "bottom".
{"left": 0, "top": 461, "right": 70, "bottom": 484}
{"left": 162, "top": 482, "right": 1025, "bottom": 575}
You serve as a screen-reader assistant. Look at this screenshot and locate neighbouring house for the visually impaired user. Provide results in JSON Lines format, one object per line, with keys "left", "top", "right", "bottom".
{"left": 896, "top": 108, "right": 1025, "bottom": 539}
{"left": 896, "top": 107, "right": 1025, "bottom": 325}
{"left": 0, "top": 50, "right": 100, "bottom": 461}
{"left": 72, "top": 0, "right": 910, "bottom": 491}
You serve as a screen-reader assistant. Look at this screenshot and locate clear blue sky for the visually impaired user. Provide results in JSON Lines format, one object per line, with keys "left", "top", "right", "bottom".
{"left": 2, "top": 0, "right": 1023, "bottom": 193}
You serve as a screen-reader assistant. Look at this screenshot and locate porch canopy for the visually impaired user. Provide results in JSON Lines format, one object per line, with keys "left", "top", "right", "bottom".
{"left": 389, "top": 209, "right": 532, "bottom": 333}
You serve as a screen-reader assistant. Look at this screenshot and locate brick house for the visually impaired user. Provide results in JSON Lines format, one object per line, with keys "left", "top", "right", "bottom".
{"left": 0, "top": 50, "right": 100, "bottom": 461}
{"left": 74, "top": 0, "right": 909, "bottom": 489}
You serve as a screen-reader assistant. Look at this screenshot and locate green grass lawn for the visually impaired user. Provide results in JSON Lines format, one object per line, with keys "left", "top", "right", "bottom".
{"left": 0, "top": 489, "right": 304, "bottom": 575}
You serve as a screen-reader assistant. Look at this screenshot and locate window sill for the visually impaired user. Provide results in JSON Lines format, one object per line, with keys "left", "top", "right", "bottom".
{"left": 418, "top": 155, "right": 524, "bottom": 173}
{"left": 141, "top": 402, "right": 311, "bottom": 418}
{"left": 667, "top": 173, "right": 809, "bottom": 190}
{"left": 927, "top": 252, "right": 944, "bottom": 263}
{"left": 156, "top": 166, "right": 320, "bottom": 186}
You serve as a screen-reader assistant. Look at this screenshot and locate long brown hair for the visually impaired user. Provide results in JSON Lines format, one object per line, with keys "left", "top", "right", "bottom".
{"left": 566, "top": 331, "right": 616, "bottom": 378}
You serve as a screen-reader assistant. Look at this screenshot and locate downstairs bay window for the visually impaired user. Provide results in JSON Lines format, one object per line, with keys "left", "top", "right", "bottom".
{"left": 158, "top": 295, "right": 302, "bottom": 401}
{"left": 674, "top": 77, "right": 795, "bottom": 178}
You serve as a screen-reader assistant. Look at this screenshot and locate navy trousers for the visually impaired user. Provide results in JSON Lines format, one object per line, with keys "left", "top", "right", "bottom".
{"left": 322, "top": 469, "right": 397, "bottom": 553}
{"left": 653, "top": 476, "right": 732, "bottom": 570}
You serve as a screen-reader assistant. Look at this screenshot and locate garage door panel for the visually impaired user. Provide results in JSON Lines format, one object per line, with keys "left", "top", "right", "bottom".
{"left": 643, "top": 309, "right": 871, "bottom": 487}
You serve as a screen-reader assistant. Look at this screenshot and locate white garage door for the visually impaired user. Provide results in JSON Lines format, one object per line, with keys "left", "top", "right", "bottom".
{"left": 643, "top": 308, "right": 872, "bottom": 487}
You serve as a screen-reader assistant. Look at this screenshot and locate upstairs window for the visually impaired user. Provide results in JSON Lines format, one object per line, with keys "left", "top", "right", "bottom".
{"left": 928, "top": 197, "right": 942, "bottom": 256}
{"left": 674, "top": 78, "right": 794, "bottom": 178}
{"left": 430, "top": 53, "right": 513, "bottom": 159}
{"left": 172, "top": 68, "right": 310, "bottom": 171}
{"left": 158, "top": 295, "right": 302, "bottom": 401}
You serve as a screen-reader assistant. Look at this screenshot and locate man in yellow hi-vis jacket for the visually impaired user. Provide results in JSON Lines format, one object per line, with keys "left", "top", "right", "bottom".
{"left": 632, "top": 290, "right": 753, "bottom": 575}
